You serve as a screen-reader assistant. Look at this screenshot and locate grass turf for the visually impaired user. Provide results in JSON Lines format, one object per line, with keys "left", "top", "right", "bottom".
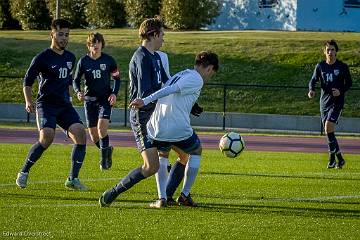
{"left": 0, "top": 143, "right": 359, "bottom": 239}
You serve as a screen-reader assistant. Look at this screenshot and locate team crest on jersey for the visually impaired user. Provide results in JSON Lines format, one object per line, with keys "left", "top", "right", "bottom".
{"left": 100, "top": 64, "right": 107, "bottom": 71}
{"left": 334, "top": 69, "right": 339, "bottom": 76}
{"left": 66, "top": 62, "right": 72, "bottom": 69}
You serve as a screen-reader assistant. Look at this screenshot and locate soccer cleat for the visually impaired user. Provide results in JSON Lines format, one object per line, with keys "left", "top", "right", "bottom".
{"left": 337, "top": 159, "right": 346, "bottom": 169}
{"left": 64, "top": 178, "right": 88, "bottom": 191}
{"left": 327, "top": 154, "right": 336, "bottom": 169}
{"left": 177, "top": 192, "right": 198, "bottom": 207}
{"left": 100, "top": 146, "right": 113, "bottom": 170}
{"left": 16, "top": 172, "right": 29, "bottom": 188}
{"left": 99, "top": 189, "right": 117, "bottom": 207}
{"left": 149, "top": 198, "right": 167, "bottom": 208}
{"left": 166, "top": 197, "right": 177, "bottom": 206}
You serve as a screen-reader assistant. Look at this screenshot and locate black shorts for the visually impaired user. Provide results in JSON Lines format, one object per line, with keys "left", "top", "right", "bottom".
{"left": 129, "top": 103, "right": 156, "bottom": 152}
{"left": 36, "top": 103, "right": 83, "bottom": 131}
{"left": 84, "top": 98, "right": 112, "bottom": 128}
{"left": 321, "top": 106, "right": 342, "bottom": 125}
{"left": 151, "top": 131, "right": 201, "bottom": 154}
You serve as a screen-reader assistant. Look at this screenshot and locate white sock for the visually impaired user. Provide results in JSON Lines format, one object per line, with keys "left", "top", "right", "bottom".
{"left": 181, "top": 155, "right": 201, "bottom": 196}
{"left": 155, "top": 157, "right": 169, "bottom": 199}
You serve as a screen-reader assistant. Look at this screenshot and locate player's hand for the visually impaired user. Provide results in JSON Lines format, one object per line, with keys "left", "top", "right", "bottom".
{"left": 191, "top": 102, "right": 203, "bottom": 117}
{"left": 129, "top": 99, "right": 144, "bottom": 109}
{"left": 77, "top": 92, "right": 85, "bottom": 102}
{"left": 25, "top": 101, "right": 35, "bottom": 113}
{"left": 307, "top": 90, "right": 315, "bottom": 99}
{"left": 108, "top": 94, "right": 117, "bottom": 106}
{"left": 332, "top": 88, "right": 340, "bottom": 97}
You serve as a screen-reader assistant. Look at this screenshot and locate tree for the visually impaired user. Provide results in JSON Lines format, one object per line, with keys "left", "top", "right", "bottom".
{"left": 161, "top": 0, "right": 221, "bottom": 30}
{"left": 0, "top": 0, "right": 20, "bottom": 29}
{"left": 10, "top": 0, "right": 51, "bottom": 30}
{"left": 85, "top": 0, "right": 126, "bottom": 28}
{"left": 124, "top": 0, "right": 160, "bottom": 28}
{"left": 46, "top": 0, "right": 88, "bottom": 28}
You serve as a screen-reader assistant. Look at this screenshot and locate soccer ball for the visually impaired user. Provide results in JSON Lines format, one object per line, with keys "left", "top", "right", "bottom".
{"left": 219, "top": 132, "right": 245, "bottom": 158}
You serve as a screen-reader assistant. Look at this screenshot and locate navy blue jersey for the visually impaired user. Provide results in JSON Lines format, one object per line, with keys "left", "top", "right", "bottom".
{"left": 73, "top": 53, "right": 120, "bottom": 99}
{"left": 309, "top": 60, "right": 352, "bottom": 110}
{"left": 23, "top": 48, "right": 75, "bottom": 106}
{"left": 128, "top": 46, "right": 168, "bottom": 104}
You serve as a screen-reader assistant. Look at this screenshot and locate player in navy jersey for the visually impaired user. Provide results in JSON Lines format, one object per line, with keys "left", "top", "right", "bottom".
{"left": 308, "top": 40, "right": 352, "bottom": 169}
{"left": 15, "top": 19, "right": 88, "bottom": 190}
{"left": 73, "top": 32, "right": 121, "bottom": 170}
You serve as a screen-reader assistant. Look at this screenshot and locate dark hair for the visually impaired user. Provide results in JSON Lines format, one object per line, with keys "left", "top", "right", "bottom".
{"left": 87, "top": 32, "right": 105, "bottom": 48}
{"left": 195, "top": 51, "right": 219, "bottom": 72}
{"left": 324, "top": 39, "right": 339, "bottom": 52}
{"left": 138, "top": 17, "right": 163, "bottom": 40}
{"left": 51, "top": 19, "right": 71, "bottom": 30}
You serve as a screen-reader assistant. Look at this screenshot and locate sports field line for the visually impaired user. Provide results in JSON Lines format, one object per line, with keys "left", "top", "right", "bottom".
{"left": 1, "top": 171, "right": 359, "bottom": 188}
{"left": 3, "top": 195, "right": 360, "bottom": 209}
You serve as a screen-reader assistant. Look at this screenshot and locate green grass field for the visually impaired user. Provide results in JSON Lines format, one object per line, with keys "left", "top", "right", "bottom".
{"left": 0, "top": 30, "right": 359, "bottom": 116}
{"left": 1, "top": 143, "right": 359, "bottom": 239}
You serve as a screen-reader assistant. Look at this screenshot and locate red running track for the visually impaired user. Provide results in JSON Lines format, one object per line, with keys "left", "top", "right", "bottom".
{"left": 0, "top": 128, "right": 359, "bottom": 154}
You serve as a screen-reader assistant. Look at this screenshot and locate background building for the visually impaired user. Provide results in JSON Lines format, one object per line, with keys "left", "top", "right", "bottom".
{"left": 208, "top": 0, "right": 360, "bottom": 32}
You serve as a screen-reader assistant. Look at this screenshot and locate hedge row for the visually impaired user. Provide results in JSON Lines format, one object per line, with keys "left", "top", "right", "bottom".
{"left": 0, "top": 0, "right": 221, "bottom": 30}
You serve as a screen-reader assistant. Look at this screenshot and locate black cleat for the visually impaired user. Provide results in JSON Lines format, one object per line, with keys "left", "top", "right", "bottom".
{"left": 177, "top": 192, "right": 198, "bottom": 207}
{"left": 166, "top": 197, "right": 177, "bottom": 206}
{"left": 336, "top": 159, "right": 346, "bottom": 169}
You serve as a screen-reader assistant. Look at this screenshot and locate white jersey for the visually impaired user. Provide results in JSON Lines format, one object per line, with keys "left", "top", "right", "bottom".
{"left": 147, "top": 69, "right": 203, "bottom": 141}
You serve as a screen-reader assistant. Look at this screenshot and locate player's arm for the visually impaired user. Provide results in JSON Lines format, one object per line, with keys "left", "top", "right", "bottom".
{"left": 308, "top": 64, "right": 320, "bottom": 99}
{"left": 108, "top": 59, "right": 121, "bottom": 106}
{"left": 23, "top": 86, "right": 34, "bottom": 113}
{"left": 129, "top": 83, "right": 181, "bottom": 108}
{"left": 23, "top": 55, "right": 40, "bottom": 113}
{"left": 73, "top": 59, "right": 84, "bottom": 101}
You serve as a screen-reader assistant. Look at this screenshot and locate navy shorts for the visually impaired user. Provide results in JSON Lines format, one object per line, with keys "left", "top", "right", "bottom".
{"left": 129, "top": 103, "right": 156, "bottom": 152}
{"left": 321, "top": 106, "right": 342, "bottom": 125}
{"left": 84, "top": 98, "right": 112, "bottom": 128}
{"left": 36, "top": 103, "right": 83, "bottom": 131}
{"left": 151, "top": 131, "right": 201, "bottom": 154}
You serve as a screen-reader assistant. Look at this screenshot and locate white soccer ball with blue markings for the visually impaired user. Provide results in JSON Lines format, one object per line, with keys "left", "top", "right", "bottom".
{"left": 219, "top": 132, "right": 245, "bottom": 158}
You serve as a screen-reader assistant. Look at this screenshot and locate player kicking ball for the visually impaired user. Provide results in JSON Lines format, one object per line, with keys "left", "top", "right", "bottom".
{"left": 99, "top": 51, "right": 219, "bottom": 207}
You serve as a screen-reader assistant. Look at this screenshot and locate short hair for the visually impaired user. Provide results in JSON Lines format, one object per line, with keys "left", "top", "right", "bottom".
{"left": 87, "top": 32, "right": 105, "bottom": 48}
{"left": 138, "top": 17, "right": 164, "bottom": 41}
{"left": 51, "top": 19, "right": 71, "bottom": 30}
{"left": 195, "top": 51, "right": 219, "bottom": 72}
{"left": 324, "top": 39, "right": 339, "bottom": 52}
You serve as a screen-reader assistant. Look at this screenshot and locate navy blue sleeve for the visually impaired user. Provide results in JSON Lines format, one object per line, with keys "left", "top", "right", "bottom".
{"left": 109, "top": 57, "right": 121, "bottom": 96}
{"left": 343, "top": 64, "right": 352, "bottom": 93}
{"left": 23, "top": 55, "right": 41, "bottom": 87}
{"left": 137, "top": 57, "right": 153, "bottom": 98}
{"left": 309, "top": 64, "right": 320, "bottom": 91}
{"left": 73, "top": 59, "right": 83, "bottom": 93}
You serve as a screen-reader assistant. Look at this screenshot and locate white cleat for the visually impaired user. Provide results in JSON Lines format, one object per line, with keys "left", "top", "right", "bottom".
{"left": 16, "top": 172, "right": 29, "bottom": 188}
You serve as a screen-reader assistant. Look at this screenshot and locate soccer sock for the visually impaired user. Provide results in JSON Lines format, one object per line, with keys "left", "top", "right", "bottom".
{"left": 181, "top": 155, "right": 201, "bottom": 197}
{"left": 155, "top": 157, "right": 169, "bottom": 199}
{"left": 95, "top": 141, "right": 101, "bottom": 149}
{"left": 114, "top": 167, "right": 146, "bottom": 194}
{"left": 100, "top": 135, "right": 109, "bottom": 148}
{"left": 326, "top": 132, "right": 339, "bottom": 154}
{"left": 69, "top": 144, "right": 86, "bottom": 180}
{"left": 336, "top": 152, "right": 344, "bottom": 161}
{"left": 21, "top": 142, "right": 46, "bottom": 173}
{"left": 166, "top": 160, "right": 185, "bottom": 198}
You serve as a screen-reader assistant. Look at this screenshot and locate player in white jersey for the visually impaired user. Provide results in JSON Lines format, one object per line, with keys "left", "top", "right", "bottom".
{"left": 130, "top": 51, "right": 219, "bottom": 207}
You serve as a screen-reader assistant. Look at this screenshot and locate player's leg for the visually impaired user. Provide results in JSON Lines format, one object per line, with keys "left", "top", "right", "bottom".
{"left": 171, "top": 132, "right": 202, "bottom": 207}
{"left": 16, "top": 106, "right": 56, "bottom": 188}
{"left": 84, "top": 100, "right": 100, "bottom": 148}
{"left": 325, "top": 108, "right": 345, "bottom": 168}
{"left": 166, "top": 146, "right": 188, "bottom": 204}
{"left": 59, "top": 106, "right": 88, "bottom": 191}
{"left": 98, "top": 101, "right": 113, "bottom": 170}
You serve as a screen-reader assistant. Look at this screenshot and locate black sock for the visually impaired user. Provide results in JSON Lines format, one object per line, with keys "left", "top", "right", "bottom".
{"left": 69, "top": 144, "right": 86, "bottom": 180}
{"left": 326, "top": 132, "right": 339, "bottom": 154}
{"left": 166, "top": 161, "right": 186, "bottom": 198}
{"left": 114, "top": 167, "right": 145, "bottom": 194}
{"left": 21, "top": 142, "right": 46, "bottom": 173}
{"left": 100, "top": 135, "right": 109, "bottom": 149}
{"left": 95, "top": 141, "right": 101, "bottom": 149}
